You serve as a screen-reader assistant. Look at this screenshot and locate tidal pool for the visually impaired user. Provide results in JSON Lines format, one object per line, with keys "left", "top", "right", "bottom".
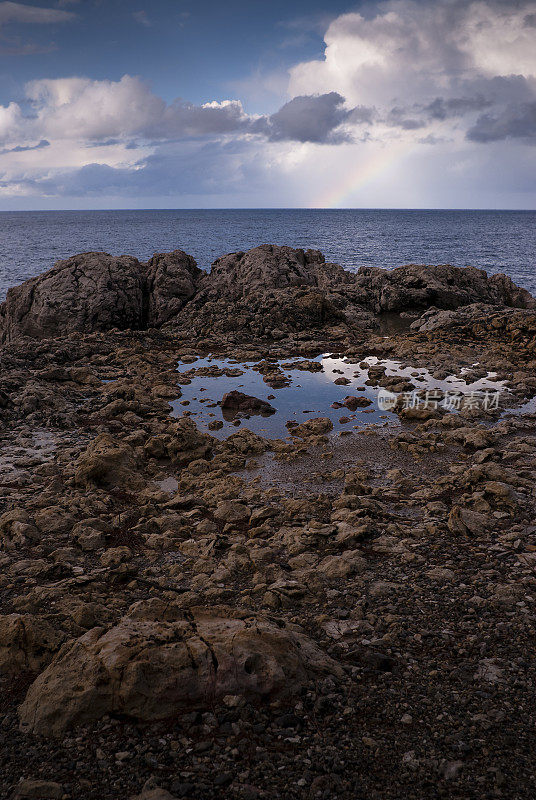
{"left": 170, "top": 354, "right": 508, "bottom": 440}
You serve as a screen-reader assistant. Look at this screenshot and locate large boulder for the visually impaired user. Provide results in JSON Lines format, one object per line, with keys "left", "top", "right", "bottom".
{"left": 177, "top": 244, "right": 366, "bottom": 336}
{"left": 0, "top": 249, "right": 203, "bottom": 344}
{"left": 0, "top": 252, "right": 145, "bottom": 344}
{"left": 143, "top": 250, "right": 202, "bottom": 327}
{"left": 207, "top": 244, "right": 353, "bottom": 296}
{"left": 18, "top": 607, "right": 342, "bottom": 736}
{"left": 354, "top": 264, "right": 536, "bottom": 314}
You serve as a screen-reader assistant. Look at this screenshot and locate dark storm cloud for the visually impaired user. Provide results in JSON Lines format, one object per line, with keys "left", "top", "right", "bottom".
{"left": 255, "top": 92, "right": 352, "bottom": 143}
{"left": 424, "top": 96, "right": 493, "bottom": 121}
{"left": 467, "top": 102, "right": 536, "bottom": 143}
{"left": 385, "top": 107, "right": 426, "bottom": 130}
{"left": 0, "top": 138, "right": 49, "bottom": 154}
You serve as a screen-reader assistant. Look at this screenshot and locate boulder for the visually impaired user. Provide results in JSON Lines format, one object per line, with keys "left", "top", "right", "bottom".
{"left": 143, "top": 250, "right": 202, "bottom": 327}
{"left": 167, "top": 418, "right": 213, "bottom": 467}
{"left": 342, "top": 395, "right": 372, "bottom": 410}
{"left": 176, "top": 244, "right": 362, "bottom": 336}
{"left": 74, "top": 433, "right": 141, "bottom": 489}
{"left": 221, "top": 390, "right": 276, "bottom": 415}
{"left": 0, "top": 252, "right": 145, "bottom": 344}
{"left": 18, "top": 607, "right": 342, "bottom": 736}
{"left": 355, "top": 264, "right": 536, "bottom": 314}
{"left": 290, "top": 417, "right": 334, "bottom": 438}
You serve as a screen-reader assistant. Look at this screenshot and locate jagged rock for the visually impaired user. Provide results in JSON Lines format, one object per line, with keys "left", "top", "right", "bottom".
{"left": 167, "top": 418, "right": 213, "bottom": 467}
{"left": 221, "top": 390, "right": 276, "bottom": 415}
{"left": 0, "top": 252, "right": 145, "bottom": 344}
{"left": 1, "top": 245, "right": 534, "bottom": 344}
{"left": 144, "top": 250, "right": 202, "bottom": 327}
{"left": 176, "top": 244, "right": 365, "bottom": 336}
{"left": 290, "top": 417, "right": 334, "bottom": 438}
{"left": 355, "top": 264, "right": 536, "bottom": 314}
{"left": 18, "top": 607, "right": 342, "bottom": 736}
{"left": 74, "top": 433, "right": 141, "bottom": 488}
{"left": 0, "top": 614, "right": 63, "bottom": 675}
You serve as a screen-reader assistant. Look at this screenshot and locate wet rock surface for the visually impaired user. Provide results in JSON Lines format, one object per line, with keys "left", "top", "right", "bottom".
{"left": 221, "top": 391, "right": 276, "bottom": 416}
{"left": 0, "top": 246, "right": 536, "bottom": 799}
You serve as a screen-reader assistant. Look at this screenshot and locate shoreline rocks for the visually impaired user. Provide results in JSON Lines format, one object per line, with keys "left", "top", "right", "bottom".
{"left": 0, "top": 243, "right": 535, "bottom": 799}
{"left": 1, "top": 244, "right": 534, "bottom": 345}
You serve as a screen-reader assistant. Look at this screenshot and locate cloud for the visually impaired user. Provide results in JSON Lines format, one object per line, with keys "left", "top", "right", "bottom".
{"left": 0, "top": 137, "right": 49, "bottom": 154}
{"left": 467, "top": 102, "right": 536, "bottom": 142}
{"left": 256, "top": 93, "right": 352, "bottom": 143}
{"left": 424, "top": 96, "right": 493, "bottom": 120}
{"left": 0, "top": 1, "right": 75, "bottom": 55}
{"left": 133, "top": 10, "right": 151, "bottom": 27}
{"left": 0, "top": 1, "right": 75, "bottom": 25}
{"left": 288, "top": 0, "right": 536, "bottom": 140}
{"left": 0, "top": 75, "right": 356, "bottom": 148}
{"left": 1, "top": 0, "right": 536, "bottom": 206}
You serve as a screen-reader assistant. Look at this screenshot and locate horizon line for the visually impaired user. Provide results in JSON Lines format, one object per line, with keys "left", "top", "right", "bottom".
{"left": 0, "top": 207, "right": 535, "bottom": 213}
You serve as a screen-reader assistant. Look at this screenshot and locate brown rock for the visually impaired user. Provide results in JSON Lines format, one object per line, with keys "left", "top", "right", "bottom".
{"left": 290, "top": 417, "right": 334, "bottom": 438}
{"left": 0, "top": 614, "right": 63, "bottom": 675}
{"left": 74, "top": 433, "right": 140, "bottom": 488}
{"left": 19, "top": 608, "right": 342, "bottom": 736}
{"left": 221, "top": 390, "right": 276, "bottom": 415}
{"left": 342, "top": 395, "right": 372, "bottom": 410}
{"left": 11, "top": 779, "right": 63, "bottom": 799}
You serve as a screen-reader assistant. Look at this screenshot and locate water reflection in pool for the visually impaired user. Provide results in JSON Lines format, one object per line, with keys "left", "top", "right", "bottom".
{"left": 170, "top": 354, "right": 507, "bottom": 440}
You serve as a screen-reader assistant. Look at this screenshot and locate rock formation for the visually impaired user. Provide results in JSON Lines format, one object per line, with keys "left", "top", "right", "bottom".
{"left": 0, "top": 252, "right": 145, "bottom": 344}
{"left": 143, "top": 250, "right": 202, "bottom": 327}
{"left": 221, "top": 390, "right": 276, "bottom": 415}
{"left": 354, "top": 263, "right": 535, "bottom": 314}
{"left": 1, "top": 244, "right": 534, "bottom": 344}
{"left": 0, "top": 249, "right": 203, "bottom": 345}
{"left": 19, "top": 607, "right": 341, "bottom": 736}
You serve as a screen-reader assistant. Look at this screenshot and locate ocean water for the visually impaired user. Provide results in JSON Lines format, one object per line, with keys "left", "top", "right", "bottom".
{"left": 0, "top": 209, "right": 535, "bottom": 301}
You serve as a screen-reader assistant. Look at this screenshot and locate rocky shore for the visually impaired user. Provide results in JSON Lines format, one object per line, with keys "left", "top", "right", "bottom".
{"left": 1, "top": 245, "right": 535, "bottom": 800}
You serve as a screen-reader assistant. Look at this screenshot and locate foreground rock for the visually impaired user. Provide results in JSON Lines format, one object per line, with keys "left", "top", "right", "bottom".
{"left": 19, "top": 607, "right": 341, "bottom": 736}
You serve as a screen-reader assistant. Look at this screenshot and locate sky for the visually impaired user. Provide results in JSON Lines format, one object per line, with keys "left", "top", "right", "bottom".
{"left": 0, "top": 0, "right": 534, "bottom": 209}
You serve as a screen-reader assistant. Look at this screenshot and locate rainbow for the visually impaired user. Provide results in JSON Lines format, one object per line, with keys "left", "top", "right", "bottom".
{"left": 313, "top": 138, "right": 416, "bottom": 209}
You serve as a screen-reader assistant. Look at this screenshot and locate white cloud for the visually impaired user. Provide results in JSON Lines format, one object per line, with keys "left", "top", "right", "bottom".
{"left": 0, "top": 0, "right": 535, "bottom": 207}
{"left": 25, "top": 76, "right": 166, "bottom": 140}
{"left": 288, "top": 0, "right": 536, "bottom": 133}
{"left": 132, "top": 10, "right": 151, "bottom": 28}
{"left": 0, "top": 1, "right": 75, "bottom": 25}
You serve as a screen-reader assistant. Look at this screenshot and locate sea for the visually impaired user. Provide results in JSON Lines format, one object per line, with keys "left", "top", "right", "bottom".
{"left": 0, "top": 209, "right": 535, "bottom": 301}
